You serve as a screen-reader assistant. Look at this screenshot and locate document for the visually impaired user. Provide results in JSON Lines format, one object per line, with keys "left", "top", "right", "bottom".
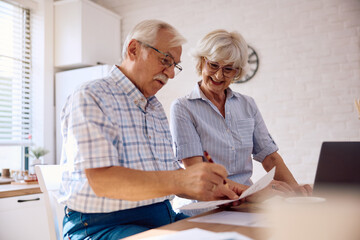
{"left": 189, "top": 211, "right": 268, "bottom": 228}
{"left": 142, "top": 228, "right": 253, "bottom": 240}
{"left": 179, "top": 167, "right": 275, "bottom": 210}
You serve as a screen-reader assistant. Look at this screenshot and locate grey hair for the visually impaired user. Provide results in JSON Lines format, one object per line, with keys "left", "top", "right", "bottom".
{"left": 191, "top": 29, "right": 250, "bottom": 81}
{"left": 122, "top": 19, "right": 186, "bottom": 60}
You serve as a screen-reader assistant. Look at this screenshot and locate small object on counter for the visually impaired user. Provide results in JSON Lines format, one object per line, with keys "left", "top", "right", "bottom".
{"left": 24, "top": 173, "right": 37, "bottom": 182}
{"left": 2, "top": 168, "right": 10, "bottom": 178}
{"left": 12, "top": 170, "right": 23, "bottom": 181}
{"left": 0, "top": 168, "right": 13, "bottom": 184}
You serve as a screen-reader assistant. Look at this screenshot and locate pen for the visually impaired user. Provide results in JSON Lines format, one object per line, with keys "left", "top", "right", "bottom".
{"left": 203, "top": 150, "right": 214, "bottom": 163}
{"left": 204, "top": 151, "right": 229, "bottom": 187}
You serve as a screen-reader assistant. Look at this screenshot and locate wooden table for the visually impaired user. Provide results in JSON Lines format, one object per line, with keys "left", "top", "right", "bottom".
{"left": 123, "top": 192, "right": 360, "bottom": 240}
{"left": 123, "top": 203, "right": 269, "bottom": 240}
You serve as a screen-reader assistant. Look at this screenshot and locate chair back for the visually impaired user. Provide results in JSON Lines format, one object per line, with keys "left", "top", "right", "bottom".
{"left": 35, "top": 165, "right": 64, "bottom": 240}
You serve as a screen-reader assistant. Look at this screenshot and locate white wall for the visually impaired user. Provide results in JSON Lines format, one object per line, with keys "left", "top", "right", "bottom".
{"left": 93, "top": 0, "right": 360, "bottom": 184}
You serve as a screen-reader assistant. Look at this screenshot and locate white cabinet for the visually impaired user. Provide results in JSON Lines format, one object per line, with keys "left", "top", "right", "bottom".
{"left": 0, "top": 193, "right": 50, "bottom": 240}
{"left": 54, "top": 0, "right": 121, "bottom": 70}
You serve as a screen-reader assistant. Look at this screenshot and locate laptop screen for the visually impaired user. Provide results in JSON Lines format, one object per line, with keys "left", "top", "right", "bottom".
{"left": 314, "top": 142, "right": 360, "bottom": 192}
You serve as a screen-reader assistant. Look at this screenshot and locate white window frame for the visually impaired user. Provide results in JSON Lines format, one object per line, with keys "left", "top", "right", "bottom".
{"left": 0, "top": 0, "right": 33, "bottom": 170}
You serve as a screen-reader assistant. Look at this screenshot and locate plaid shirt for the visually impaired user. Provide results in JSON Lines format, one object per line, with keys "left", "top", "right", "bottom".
{"left": 59, "top": 65, "right": 180, "bottom": 213}
{"left": 170, "top": 83, "right": 278, "bottom": 186}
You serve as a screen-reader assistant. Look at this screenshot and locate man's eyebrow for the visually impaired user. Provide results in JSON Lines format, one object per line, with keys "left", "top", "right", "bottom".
{"left": 164, "top": 53, "right": 181, "bottom": 64}
{"left": 165, "top": 52, "right": 174, "bottom": 59}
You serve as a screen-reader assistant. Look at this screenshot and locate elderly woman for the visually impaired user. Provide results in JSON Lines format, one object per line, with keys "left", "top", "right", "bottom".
{"left": 170, "top": 30, "right": 312, "bottom": 205}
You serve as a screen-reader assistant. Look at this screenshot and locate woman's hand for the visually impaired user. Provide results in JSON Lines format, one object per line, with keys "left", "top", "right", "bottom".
{"left": 245, "top": 180, "right": 295, "bottom": 203}
{"left": 292, "top": 184, "right": 313, "bottom": 196}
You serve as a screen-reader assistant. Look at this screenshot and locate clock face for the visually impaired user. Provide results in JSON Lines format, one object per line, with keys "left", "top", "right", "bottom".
{"left": 234, "top": 45, "right": 259, "bottom": 84}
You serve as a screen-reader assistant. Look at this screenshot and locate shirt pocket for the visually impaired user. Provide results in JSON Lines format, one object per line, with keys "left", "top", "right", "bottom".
{"left": 236, "top": 119, "right": 255, "bottom": 147}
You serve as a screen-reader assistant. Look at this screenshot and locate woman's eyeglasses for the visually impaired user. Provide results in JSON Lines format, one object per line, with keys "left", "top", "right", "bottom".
{"left": 138, "top": 41, "right": 182, "bottom": 75}
{"left": 204, "top": 58, "right": 239, "bottom": 78}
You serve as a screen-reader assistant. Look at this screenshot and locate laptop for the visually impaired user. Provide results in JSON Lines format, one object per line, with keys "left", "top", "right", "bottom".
{"left": 313, "top": 141, "right": 360, "bottom": 193}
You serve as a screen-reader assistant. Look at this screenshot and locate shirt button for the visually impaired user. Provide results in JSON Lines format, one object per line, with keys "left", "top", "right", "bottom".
{"left": 231, "top": 146, "right": 235, "bottom": 150}
{"left": 148, "top": 135, "right": 151, "bottom": 139}
{"left": 134, "top": 100, "right": 138, "bottom": 104}
{"left": 226, "top": 129, "right": 230, "bottom": 132}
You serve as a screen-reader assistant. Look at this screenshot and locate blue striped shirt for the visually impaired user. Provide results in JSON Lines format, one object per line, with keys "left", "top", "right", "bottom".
{"left": 170, "top": 82, "right": 278, "bottom": 185}
{"left": 59, "top": 65, "right": 180, "bottom": 213}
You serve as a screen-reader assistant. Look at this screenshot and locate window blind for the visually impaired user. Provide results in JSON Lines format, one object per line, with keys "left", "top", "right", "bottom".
{"left": 0, "top": 0, "right": 32, "bottom": 146}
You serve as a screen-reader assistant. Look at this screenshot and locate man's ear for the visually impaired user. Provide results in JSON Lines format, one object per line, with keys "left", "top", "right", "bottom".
{"left": 127, "top": 39, "right": 140, "bottom": 60}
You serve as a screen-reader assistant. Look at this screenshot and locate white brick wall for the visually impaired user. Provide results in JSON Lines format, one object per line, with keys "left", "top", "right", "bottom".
{"left": 94, "top": 0, "right": 360, "bottom": 184}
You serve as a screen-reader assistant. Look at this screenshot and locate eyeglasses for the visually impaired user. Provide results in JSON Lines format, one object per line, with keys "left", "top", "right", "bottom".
{"left": 138, "top": 41, "right": 183, "bottom": 75}
{"left": 203, "top": 58, "right": 239, "bottom": 79}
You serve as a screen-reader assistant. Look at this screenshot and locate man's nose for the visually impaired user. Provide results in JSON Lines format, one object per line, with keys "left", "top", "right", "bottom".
{"left": 163, "top": 65, "right": 175, "bottom": 79}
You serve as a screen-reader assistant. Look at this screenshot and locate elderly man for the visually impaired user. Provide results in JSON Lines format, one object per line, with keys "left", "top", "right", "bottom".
{"left": 59, "top": 19, "right": 239, "bottom": 239}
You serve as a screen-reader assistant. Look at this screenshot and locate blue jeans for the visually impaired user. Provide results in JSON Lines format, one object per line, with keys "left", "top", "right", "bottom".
{"left": 63, "top": 200, "right": 188, "bottom": 240}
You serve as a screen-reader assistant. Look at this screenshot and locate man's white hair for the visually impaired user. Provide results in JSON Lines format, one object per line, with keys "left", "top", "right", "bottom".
{"left": 122, "top": 19, "right": 186, "bottom": 61}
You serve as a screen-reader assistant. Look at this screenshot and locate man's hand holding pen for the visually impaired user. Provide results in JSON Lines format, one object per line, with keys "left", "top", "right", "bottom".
{"left": 203, "top": 151, "right": 241, "bottom": 199}
{"left": 178, "top": 162, "right": 239, "bottom": 201}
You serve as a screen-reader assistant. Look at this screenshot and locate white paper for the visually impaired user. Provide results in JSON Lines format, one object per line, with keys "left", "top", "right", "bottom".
{"left": 189, "top": 211, "right": 268, "bottom": 228}
{"left": 142, "top": 228, "right": 253, "bottom": 240}
{"left": 179, "top": 167, "right": 275, "bottom": 210}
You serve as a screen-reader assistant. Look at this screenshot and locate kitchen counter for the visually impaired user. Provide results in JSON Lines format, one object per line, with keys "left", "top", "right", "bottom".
{"left": 0, "top": 183, "right": 42, "bottom": 198}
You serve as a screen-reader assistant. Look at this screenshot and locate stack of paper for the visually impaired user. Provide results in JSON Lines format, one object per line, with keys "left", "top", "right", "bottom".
{"left": 142, "top": 228, "right": 253, "bottom": 240}
{"left": 180, "top": 167, "right": 276, "bottom": 210}
{"left": 189, "top": 211, "right": 268, "bottom": 228}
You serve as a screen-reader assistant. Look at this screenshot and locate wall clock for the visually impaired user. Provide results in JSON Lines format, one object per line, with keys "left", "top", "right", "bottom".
{"left": 234, "top": 45, "right": 259, "bottom": 84}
